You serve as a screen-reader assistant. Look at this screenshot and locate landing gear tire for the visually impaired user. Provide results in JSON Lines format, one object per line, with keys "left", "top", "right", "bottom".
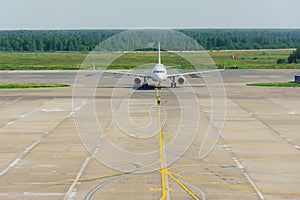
{"left": 171, "top": 82, "right": 176, "bottom": 88}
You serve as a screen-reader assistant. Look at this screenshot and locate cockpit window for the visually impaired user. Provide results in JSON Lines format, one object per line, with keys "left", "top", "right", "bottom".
{"left": 154, "top": 70, "right": 165, "bottom": 73}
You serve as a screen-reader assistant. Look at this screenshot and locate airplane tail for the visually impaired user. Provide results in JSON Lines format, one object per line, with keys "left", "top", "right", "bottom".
{"left": 158, "top": 43, "right": 161, "bottom": 64}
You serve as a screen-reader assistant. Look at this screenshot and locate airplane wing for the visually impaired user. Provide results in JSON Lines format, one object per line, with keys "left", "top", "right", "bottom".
{"left": 166, "top": 65, "right": 181, "bottom": 69}
{"left": 167, "top": 65, "right": 225, "bottom": 78}
{"left": 104, "top": 71, "right": 150, "bottom": 78}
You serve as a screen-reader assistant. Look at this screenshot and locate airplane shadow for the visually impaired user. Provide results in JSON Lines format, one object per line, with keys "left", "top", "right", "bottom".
{"left": 135, "top": 85, "right": 165, "bottom": 90}
{"left": 97, "top": 85, "right": 204, "bottom": 90}
{"left": 96, "top": 85, "right": 163, "bottom": 90}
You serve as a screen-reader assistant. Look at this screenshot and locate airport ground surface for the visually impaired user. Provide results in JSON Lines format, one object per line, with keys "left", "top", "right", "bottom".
{"left": 0, "top": 69, "right": 299, "bottom": 200}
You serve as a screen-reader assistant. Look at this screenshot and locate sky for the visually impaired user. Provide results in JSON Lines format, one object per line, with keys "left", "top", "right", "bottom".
{"left": 1, "top": 0, "right": 300, "bottom": 29}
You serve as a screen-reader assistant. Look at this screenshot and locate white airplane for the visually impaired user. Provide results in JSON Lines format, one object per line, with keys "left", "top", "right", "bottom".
{"left": 107, "top": 43, "right": 225, "bottom": 88}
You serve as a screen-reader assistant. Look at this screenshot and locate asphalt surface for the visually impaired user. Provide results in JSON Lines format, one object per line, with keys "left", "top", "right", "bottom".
{"left": 0, "top": 69, "right": 299, "bottom": 200}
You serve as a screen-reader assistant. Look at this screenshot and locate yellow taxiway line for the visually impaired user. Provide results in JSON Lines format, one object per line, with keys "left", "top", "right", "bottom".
{"left": 167, "top": 171, "right": 200, "bottom": 200}
{"left": 156, "top": 87, "right": 201, "bottom": 200}
{"left": 156, "top": 87, "right": 168, "bottom": 200}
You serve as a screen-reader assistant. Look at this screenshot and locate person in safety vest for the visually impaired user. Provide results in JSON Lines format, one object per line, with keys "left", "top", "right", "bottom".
{"left": 156, "top": 96, "right": 161, "bottom": 105}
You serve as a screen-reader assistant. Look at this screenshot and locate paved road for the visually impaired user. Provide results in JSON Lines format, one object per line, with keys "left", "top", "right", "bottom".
{"left": 0, "top": 70, "right": 299, "bottom": 200}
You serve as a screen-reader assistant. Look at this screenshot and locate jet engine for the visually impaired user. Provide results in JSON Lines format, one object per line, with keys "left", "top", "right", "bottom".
{"left": 134, "top": 77, "right": 142, "bottom": 85}
{"left": 177, "top": 76, "right": 185, "bottom": 85}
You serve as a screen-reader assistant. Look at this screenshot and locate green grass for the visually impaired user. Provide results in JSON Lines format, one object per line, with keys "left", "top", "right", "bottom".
{"left": 209, "top": 49, "right": 300, "bottom": 69}
{"left": 0, "top": 52, "right": 87, "bottom": 70}
{"left": 108, "top": 52, "right": 194, "bottom": 69}
{"left": 1, "top": 50, "right": 300, "bottom": 70}
{"left": 105, "top": 50, "right": 300, "bottom": 69}
{"left": 0, "top": 83, "right": 70, "bottom": 89}
{"left": 247, "top": 82, "right": 300, "bottom": 87}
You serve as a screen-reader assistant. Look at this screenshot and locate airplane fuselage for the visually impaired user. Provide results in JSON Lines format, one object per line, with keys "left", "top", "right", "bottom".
{"left": 150, "top": 64, "right": 167, "bottom": 83}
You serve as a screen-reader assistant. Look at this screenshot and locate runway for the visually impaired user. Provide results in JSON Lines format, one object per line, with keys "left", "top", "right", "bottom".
{"left": 0, "top": 69, "right": 300, "bottom": 199}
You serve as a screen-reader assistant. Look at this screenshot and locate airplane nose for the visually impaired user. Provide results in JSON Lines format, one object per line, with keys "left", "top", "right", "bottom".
{"left": 158, "top": 74, "right": 166, "bottom": 81}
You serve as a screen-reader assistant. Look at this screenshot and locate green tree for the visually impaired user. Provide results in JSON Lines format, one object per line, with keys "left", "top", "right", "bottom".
{"left": 288, "top": 47, "right": 300, "bottom": 63}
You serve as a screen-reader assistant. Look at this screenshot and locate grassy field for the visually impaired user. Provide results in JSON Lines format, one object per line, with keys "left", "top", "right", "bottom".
{"left": 247, "top": 82, "right": 300, "bottom": 87}
{"left": 210, "top": 49, "right": 300, "bottom": 69}
{"left": 0, "top": 52, "right": 86, "bottom": 70}
{"left": 0, "top": 49, "right": 300, "bottom": 70}
{"left": 0, "top": 83, "right": 70, "bottom": 89}
{"left": 108, "top": 52, "right": 194, "bottom": 69}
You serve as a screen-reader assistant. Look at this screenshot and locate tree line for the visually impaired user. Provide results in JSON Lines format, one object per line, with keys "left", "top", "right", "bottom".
{"left": 180, "top": 29, "right": 300, "bottom": 50}
{"left": 0, "top": 30, "right": 120, "bottom": 52}
{"left": 0, "top": 29, "right": 300, "bottom": 52}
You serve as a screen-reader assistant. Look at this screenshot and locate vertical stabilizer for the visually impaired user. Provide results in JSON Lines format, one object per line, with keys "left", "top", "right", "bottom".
{"left": 158, "top": 43, "right": 161, "bottom": 64}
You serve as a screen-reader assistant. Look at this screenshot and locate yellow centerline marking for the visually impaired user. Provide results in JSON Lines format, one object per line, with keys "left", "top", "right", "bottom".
{"left": 167, "top": 171, "right": 200, "bottom": 200}
{"left": 156, "top": 87, "right": 201, "bottom": 200}
{"left": 156, "top": 87, "right": 168, "bottom": 200}
{"left": 150, "top": 187, "right": 172, "bottom": 191}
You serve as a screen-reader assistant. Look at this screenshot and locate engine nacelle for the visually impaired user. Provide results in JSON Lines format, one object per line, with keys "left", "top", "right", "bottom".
{"left": 177, "top": 76, "right": 185, "bottom": 85}
{"left": 134, "top": 77, "right": 142, "bottom": 85}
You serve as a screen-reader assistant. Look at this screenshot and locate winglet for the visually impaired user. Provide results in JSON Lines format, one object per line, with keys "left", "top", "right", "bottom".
{"left": 158, "top": 43, "right": 161, "bottom": 64}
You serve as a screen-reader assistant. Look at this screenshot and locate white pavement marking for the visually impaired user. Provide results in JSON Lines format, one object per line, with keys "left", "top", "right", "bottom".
{"left": 64, "top": 100, "right": 93, "bottom": 200}
{"left": 4, "top": 109, "right": 36, "bottom": 126}
{"left": 233, "top": 157, "right": 265, "bottom": 200}
{"left": 68, "top": 191, "right": 77, "bottom": 199}
{"left": 5, "top": 121, "right": 14, "bottom": 126}
{"left": 4, "top": 97, "right": 23, "bottom": 105}
{"left": 64, "top": 115, "right": 98, "bottom": 200}
{"left": 0, "top": 139, "right": 40, "bottom": 177}
{"left": 279, "top": 135, "right": 299, "bottom": 151}
{"left": 63, "top": 157, "right": 92, "bottom": 200}
{"left": 18, "top": 109, "right": 37, "bottom": 119}
{"left": 280, "top": 135, "right": 286, "bottom": 139}
{"left": 294, "top": 145, "right": 300, "bottom": 150}
{"left": 67, "top": 112, "right": 75, "bottom": 118}
{"left": 232, "top": 157, "right": 243, "bottom": 169}
{"left": 68, "top": 100, "right": 87, "bottom": 117}
{"left": 64, "top": 138, "right": 102, "bottom": 200}
{"left": 0, "top": 130, "right": 49, "bottom": 177}
{"left": 221, "top": 143, "right": 266, "bottom": 200}
{"left": 1, "top": 98, "right": 87, "bottom": 177}
{"left": 65, "top": 139, "right": 103, "bottom": 200}
{"left": 243, "top": 173, "right": 266, "bottom": 200}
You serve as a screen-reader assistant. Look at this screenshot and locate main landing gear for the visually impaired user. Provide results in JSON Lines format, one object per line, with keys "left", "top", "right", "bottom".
{"left": 142, "top": 77, "right": 149, "bottom": 88}
{"left": 170, "top": 77, "right": 177, "bottom": 88}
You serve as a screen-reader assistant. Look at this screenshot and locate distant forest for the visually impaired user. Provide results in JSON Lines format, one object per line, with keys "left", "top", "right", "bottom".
{"left": 0, "top": 29, "right": 300, "bottom": 51}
